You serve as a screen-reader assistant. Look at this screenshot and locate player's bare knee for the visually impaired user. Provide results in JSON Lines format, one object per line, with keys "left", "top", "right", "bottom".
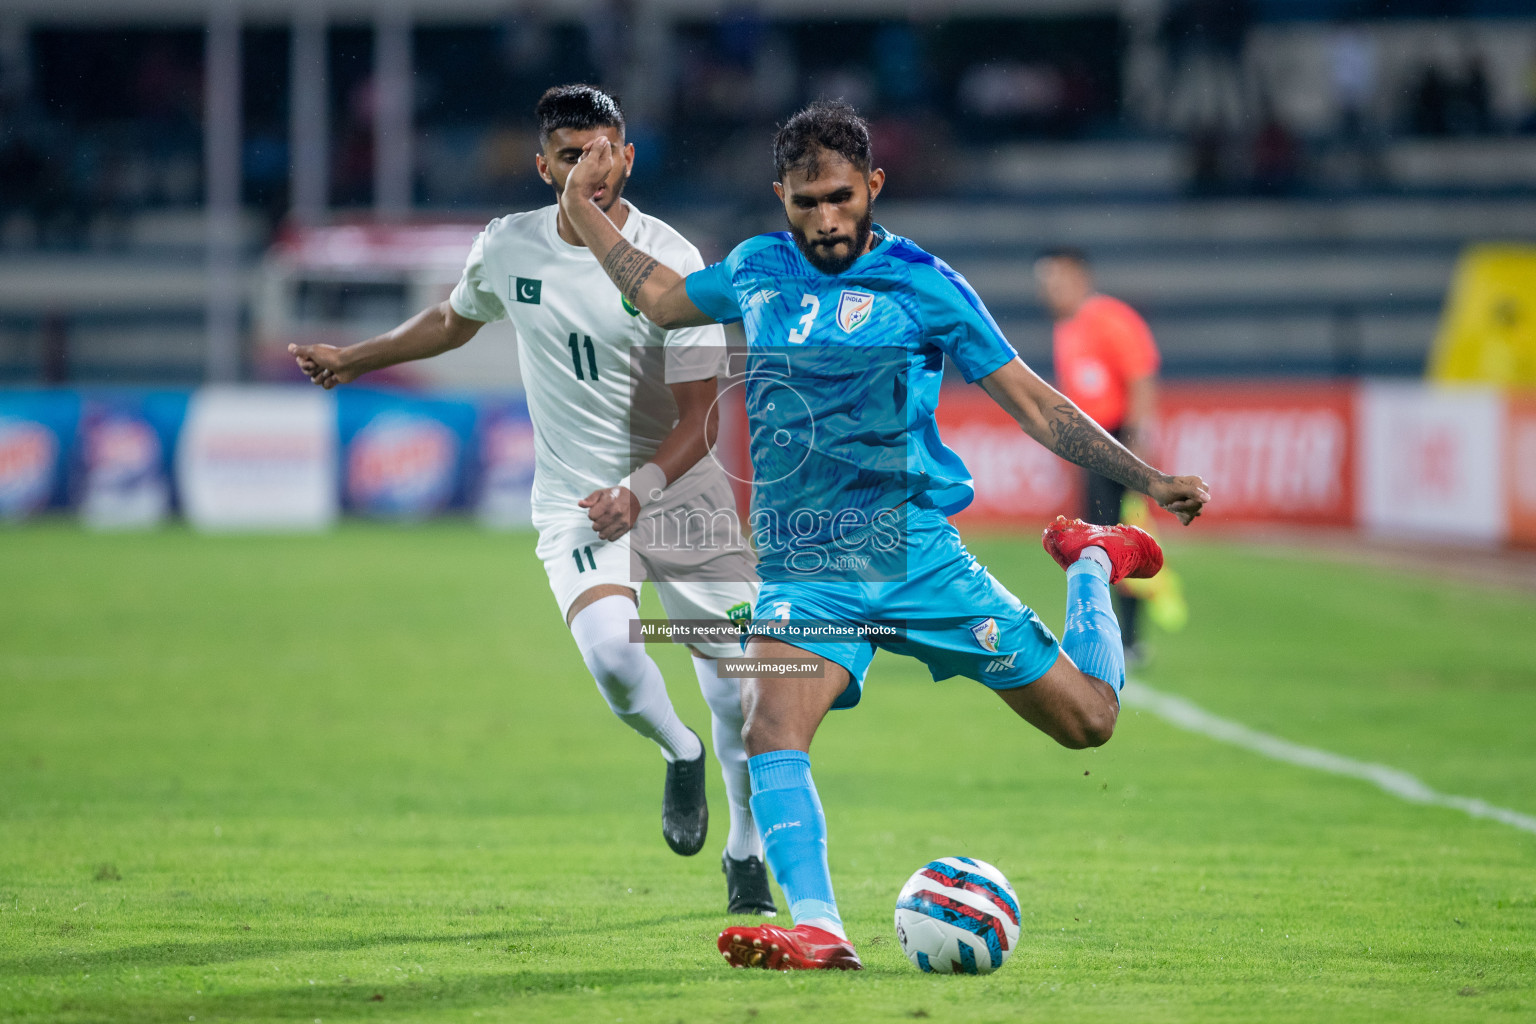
{"left": 740, "top": 689, "right": 807, "bottom": 756}
{"left": 1054, "top": 701, "right": 1116, "bottom": 749}
{"left": 740, "top": 707, "right": 783, "bottom": 757}
{"left": 1081, "top": 709, "right": 1116, "bottom": 748}
{"left": 1079, "top": 677, "right": 1119, "bottom": 747}
{"left": 1053, "top": 727, "right": 1091, "bottom": 750}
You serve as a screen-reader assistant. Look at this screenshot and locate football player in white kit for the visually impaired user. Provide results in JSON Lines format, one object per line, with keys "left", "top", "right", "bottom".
{"left": 288, "top": 85, "right": 773, "bottom": 915}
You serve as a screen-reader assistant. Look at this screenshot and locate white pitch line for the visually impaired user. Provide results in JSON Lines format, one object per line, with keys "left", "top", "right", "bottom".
{"left": 1123, "top": 681, "right": 1536, "bottom": 837}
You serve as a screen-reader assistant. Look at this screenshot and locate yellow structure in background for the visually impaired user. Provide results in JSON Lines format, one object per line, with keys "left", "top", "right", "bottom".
{"left": 1119, "top": 495, "right": 1188, "bottom": 633}
{"left": 1429, "top": 244, "right": 1536, "bottom": 386}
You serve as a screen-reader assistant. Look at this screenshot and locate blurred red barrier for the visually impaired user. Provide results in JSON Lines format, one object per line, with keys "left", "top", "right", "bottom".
{"left": 937, "top": 391, "right": 1082, "bottom": 528}
{"left": 1507, "top": 393, "right": 1536, "bottom": 548}
{"left": 937, "top": 383, "right": 1356, "bottom": 529}
{"left": 724, "top": 380, "right": 1523, "bottom": 543}
{"left": 1155, "top": 383, "right": 1356, "bottom": 527}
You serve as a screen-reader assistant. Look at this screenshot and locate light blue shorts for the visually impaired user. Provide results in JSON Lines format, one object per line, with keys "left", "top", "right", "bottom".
{"left": 748, "top": 511, "right": 1061, "bottom": 710}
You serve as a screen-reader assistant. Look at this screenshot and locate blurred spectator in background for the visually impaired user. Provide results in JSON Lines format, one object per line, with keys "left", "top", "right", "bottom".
{"left": 1409, "top": 62, "right": 1452, "bottom": 137}
{"left": 1163, "top": 0, "right": 1253, "bottom": 199}
{"left": 1522, "top": 44, "right": 1536, "bottom": 134}
{"left": 1250, "top": 97, "right": 1300, "bottom": 196}
{"left": 1449, "top": 45, "right": 1492, "bottom": 136}
{"left": 958, "top": 62, "right": 1064, "bottom": 126}
{"left": 1036, "top": 248, "right": 1162, "bottom": 663}
{"left": 0, "top": 106, "right": 50, "bottom": 243}
{"left": 1330, "top": 22, "right": 1376, "bottom": 139}
{"left": 1188, "top": 124, "right": 1230, "bottom": 196}
{"left": 1162, "top": 0, "right": 1251, "bottom": 135}
{"left": 331, "top": 77, "right": 376, "bottom": 208}
{"left": 1329, "top": 21, "right": 1384, "bottom": 186}
{"left": 3, "top": 10, "right": 1535, "bottom": 243}
{"left": 1406, "top": 45, "right": 1491, "bottom": 139}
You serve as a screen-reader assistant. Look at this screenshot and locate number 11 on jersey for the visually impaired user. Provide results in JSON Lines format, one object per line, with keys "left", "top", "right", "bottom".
{"left": 567, "top": 333, "right": 599, "bottom": 381}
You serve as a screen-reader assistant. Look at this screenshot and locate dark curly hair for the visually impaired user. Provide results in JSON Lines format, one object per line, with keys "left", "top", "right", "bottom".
{"left": 535, "top": 84, "right": 625, "bottom": 145}
{"left": 1037, "top": 247, "right": 1091, "bottom": 267}
{"left": 773, "top": 100, "right": 872, "bottom": 181}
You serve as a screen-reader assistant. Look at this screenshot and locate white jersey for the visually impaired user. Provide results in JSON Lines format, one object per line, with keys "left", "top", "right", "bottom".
{"left": 449, "top": 202, "right": 729, "bottom": 523}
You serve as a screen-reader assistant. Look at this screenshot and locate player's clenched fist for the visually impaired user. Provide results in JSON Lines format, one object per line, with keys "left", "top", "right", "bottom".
{"left": 1148, "top": 474, "right": 1210, "bottom": 526}
{"left": 578, "top": 485, "right": 642, "bottom": 542}
{"left": 288, "top": 343, "right": 356, "bottom": 390}
{"left": 563, "top": 137, "right": 615, "bottom": 206}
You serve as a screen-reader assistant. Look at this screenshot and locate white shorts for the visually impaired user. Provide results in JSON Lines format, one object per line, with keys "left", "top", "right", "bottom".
{"left": 534, "top": 477, "right": 758, "bottom": 659}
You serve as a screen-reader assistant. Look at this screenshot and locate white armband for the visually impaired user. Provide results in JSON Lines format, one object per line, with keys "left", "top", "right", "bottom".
{"left": 619, "top": 462, "right": 668, "bottom": 509}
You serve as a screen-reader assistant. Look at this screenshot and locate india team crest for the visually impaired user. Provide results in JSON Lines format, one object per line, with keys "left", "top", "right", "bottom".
{"left": 970, "top": 617, "right": 1001, "bottom": 653}
{"left": 836, "top": 290, "right": 875, "bottom": 333}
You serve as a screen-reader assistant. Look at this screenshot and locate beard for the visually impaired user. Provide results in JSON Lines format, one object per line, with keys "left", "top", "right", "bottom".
{"left": 791, "top": 203, "right": 873, "bottom": 276}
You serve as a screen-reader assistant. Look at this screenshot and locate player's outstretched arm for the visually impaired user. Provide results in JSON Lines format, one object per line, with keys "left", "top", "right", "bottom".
{"left": 559, "top": 138, "right": 715, "bottom": 330}
{"left": 978, "top": 358, "right": 1210, "bottom": 525}
{"left": 288, "top": 300, "right": 483, "bottom": 389}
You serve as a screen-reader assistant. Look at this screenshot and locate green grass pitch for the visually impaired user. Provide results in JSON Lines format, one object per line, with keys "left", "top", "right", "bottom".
{"left": 1, "top": 523, "right": 1533, "bottom": 1023}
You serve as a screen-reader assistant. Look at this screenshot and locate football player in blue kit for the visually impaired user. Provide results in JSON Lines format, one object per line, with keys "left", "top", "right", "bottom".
{"left": 559, "top": 101, "right": 1210, "bottom": 971}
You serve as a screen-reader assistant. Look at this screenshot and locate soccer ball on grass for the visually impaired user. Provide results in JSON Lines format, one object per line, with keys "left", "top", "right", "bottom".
{"left": 894, "top": 857, "right": 1020, "bottom": 975}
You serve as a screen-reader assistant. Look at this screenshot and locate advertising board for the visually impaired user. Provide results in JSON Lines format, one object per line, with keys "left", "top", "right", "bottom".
{"left": 177, "top": 387, "right": 337, "bottom": 531}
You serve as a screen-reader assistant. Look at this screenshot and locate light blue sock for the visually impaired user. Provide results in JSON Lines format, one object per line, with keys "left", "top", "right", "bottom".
{"left": 748, "top": 750, "right": 844, "bottom": 938}
{"left": 1063, "top": 559, "right": 1125, "bottom": 693}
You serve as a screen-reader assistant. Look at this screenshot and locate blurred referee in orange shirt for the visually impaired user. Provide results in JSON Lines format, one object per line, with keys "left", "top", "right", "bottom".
{"left": 1035, "top": 248, "right": 1161, "bottom": 662}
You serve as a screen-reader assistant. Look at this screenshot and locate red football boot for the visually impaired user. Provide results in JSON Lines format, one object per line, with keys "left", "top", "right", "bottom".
{"left": 1042, "top": 515, "right": 1164, "bottom": 584}
{"left": 717, "top": 923, "right": 863, "bottom": 971}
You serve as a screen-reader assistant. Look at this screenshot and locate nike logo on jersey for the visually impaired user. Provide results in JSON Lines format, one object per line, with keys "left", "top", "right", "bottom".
{"left": 514, "top": 277, "right": 542, "bottom": 304}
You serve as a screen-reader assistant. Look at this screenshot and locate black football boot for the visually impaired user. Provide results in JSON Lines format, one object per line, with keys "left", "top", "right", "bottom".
{"left": 661, "top": 729, "right": 708, "bottom": 855}
{"left": 723, "top": 852, "right": 778, "bottom": 916}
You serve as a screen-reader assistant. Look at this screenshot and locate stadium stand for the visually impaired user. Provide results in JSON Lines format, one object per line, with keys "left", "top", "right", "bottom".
{"left": 0, "top": 3, "right": 1534, "bottom": 383}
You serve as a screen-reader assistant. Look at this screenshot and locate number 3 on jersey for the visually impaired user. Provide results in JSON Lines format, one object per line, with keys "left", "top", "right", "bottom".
{"left": 786, "top": 294, "right": 820, "bottom": 345}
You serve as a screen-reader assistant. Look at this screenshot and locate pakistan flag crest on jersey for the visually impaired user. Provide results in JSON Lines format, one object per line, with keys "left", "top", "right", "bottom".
{"left": 514, "top": 277, "right": 541, "bottom": 304}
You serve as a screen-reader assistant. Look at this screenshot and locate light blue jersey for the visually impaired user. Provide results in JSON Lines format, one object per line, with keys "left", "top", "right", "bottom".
{"left": 684, "top": 225, "right": 1061, "bottom": 703}
{"left": 686, "top": 226, "right": 1016, "bottom": 580}
{"left": 703, "top": 230, "right": 1126, "bottom": 954}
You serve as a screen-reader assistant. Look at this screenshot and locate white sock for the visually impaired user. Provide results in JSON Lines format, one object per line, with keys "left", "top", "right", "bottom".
{"left": 800, "top": 917, "right": 848, "bottom": 941}
{"left": 693, "top": 655, "right": 763, "bottom": 861}
{"left": 569, "top": 595, "right": 703, "bottom": 763}
{"left": 1078, "top": 544, "right": 1113, "bottom": 576}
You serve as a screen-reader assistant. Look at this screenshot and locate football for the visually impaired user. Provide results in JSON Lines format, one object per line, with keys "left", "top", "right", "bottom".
{"left": 894, "top": 857, "right": 1020, "bottom": 975}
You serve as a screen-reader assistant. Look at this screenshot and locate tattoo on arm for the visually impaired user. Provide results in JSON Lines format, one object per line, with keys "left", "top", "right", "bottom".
{"left": 602, "top": 239, "right": 660, "bottom": 302}
{"left": 1046, "top": 401, "right": 1163, "bottom": 492}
